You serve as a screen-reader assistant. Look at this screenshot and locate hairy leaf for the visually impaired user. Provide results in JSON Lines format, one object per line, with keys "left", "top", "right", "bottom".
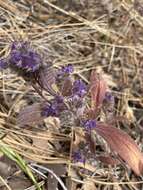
{"left": 95, "top": 123, "right": 143, "bottom": 175}
{"left": 17, "top": 103, "right": 45, "bottom": 126}
{"left": 38, "top": 66, "right": 58, "bottom": 95}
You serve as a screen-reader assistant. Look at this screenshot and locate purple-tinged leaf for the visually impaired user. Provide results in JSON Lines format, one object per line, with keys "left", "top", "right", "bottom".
{"left": 95, "top": 123, "right": 143, "bottom": 175}
{"left": 90, "top": 70, "right": 107, "bottom": 109}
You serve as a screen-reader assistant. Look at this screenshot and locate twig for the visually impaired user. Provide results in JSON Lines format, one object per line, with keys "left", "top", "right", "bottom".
{"left": 24, "top": 180, "right": 45, "bottom": 190}
{"left": 29, "top": 163, "right": 68, "bottom": 190}
{"left": 0, "top": 176, "right": 12, "bottom": 190}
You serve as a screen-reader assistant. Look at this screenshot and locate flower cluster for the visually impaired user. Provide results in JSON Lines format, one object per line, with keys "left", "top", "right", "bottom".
{"left": 72, "top": 79, "right": 87, "bottom": 98}
{"left": 0, "top": 41, "right": 42, "bottom": 72}
{"left": 61, "top": 64, "right": 73, "bottom": 74}
{"left": 83, "top": 119, "right": 96, "bottom": 131}
{"left": 105, "top": 91, "right": 114, "bottom": 102}
{"left": 72, "top": 151, "right": 85, "bottom": 163}
{"left": 0, "top": 43, "right": 114, "bottom": 166}
{"left": 41, "top": 96, "right": 66, "bottom": 117}
{"left": 0, "top": 59, "right": 9, "bottom": 69}
{"left": 56, "top": 64, "right": 74, "bottom": 80}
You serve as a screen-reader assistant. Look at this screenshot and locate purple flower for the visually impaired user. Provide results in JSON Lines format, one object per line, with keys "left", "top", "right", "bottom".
{"left": 0, "top": 41, "right": 42, "bottom": 73}
{"left": 105, "top": 92, "right": 114, "bottom": 102}
{"left": 104, "top": 92, "right": 115, "bottom": 113}
{"left": 10, "top": 51, "right": 22, "bottom": 65}
{"left": 72, "top": 79, "right": 87, "bottom": 97}
{"left": 11, "top": 42, "right": 17, "bottom": 50}
{"left": 11, "top": 41, "right": 27, "bottom": 50}
{"left": 61, "top": 64, "right": 73, "bottom": 74}
{"left": 0, "top": 58, "right": 9, "bottom": 69}
{"left": 41, "top": 96, "right": 65, "bottom": 117}
{"left": 9, "top": 42, "right": 42, "bottom": 72}
{"left": 21, "top": 52, "right": 41, "bottom": 72}
{"left": 41, "top": 103, "right": 58, "bottom": 117}
{"left": 83, "top": 119, "right": 96, "bottom": 131}
{"left": 56, "top": 64, "right": 73, "bottom": 80}
{"left": 72, "top": 151, "right": 85, "bottom": 163}
{"left": 54, "top": 95, "right": 64, "bottom": 104}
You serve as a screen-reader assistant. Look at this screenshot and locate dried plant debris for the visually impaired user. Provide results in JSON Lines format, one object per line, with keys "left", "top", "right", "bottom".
{"left": 0, "top": 155, "right": 17, "bottom": 178}
{"left": 0, "top": 176, "right": 32, "bottom": 190}
{"left": 0, "top": 0, "right": 143, "bottom": 189}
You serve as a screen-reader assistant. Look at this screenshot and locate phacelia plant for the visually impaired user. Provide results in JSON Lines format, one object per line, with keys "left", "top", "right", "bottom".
{"left": 0, "top": 40, "right": 143, "bottom": 176}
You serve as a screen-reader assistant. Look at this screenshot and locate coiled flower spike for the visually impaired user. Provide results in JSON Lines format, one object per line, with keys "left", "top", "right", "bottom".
{"left": 10, "top": 41, "right": 42, "bottom": 72}
{"left": 0, "top": 41, "right": 42, "bottom": 72}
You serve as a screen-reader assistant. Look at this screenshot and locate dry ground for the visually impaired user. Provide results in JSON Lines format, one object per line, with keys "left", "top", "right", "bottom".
{"left": 0, "top": 0, "right": 143, "bottom": 189}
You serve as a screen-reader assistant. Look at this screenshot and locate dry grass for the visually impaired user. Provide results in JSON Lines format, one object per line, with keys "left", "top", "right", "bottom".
{"left": 0, "top": 0, "right": 143, "bottom": 189}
